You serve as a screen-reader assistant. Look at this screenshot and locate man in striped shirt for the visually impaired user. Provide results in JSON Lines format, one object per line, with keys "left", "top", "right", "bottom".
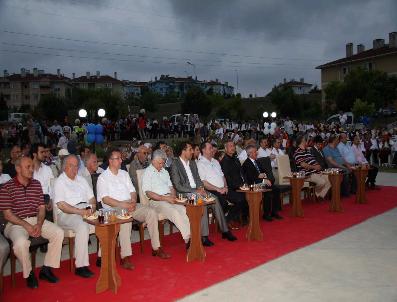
{"left": 0, "top": 157, "right": 64, "bottom": 288}
{"left": 293, "top": 136, "right": 331, "bottom": 199}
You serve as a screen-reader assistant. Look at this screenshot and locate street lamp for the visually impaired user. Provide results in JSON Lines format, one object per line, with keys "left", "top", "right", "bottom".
{"left": 263, "top": 111, "right": 269, "bottom": 118}
{"left": 271, "top": 112, "right": 277, "bottom": 118}
{"left": 97, "top": 108, "right": 106, "bottom": 118}
{"left": 78, "top": 109, "right": 87, "bottom": 118}
{"left": 186, "top": 61, "right": 197, "bottom": 78}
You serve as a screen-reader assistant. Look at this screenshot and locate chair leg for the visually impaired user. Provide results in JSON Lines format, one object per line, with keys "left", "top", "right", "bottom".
{"left": 169, "top": 221, "right": 173, "bottom": 235}
{"left": 139, "top": 224, "right": 145, "bottom": 254}
{"left": 158, "top": 221, "right": 165, "bottom": 247}
{"left": 31, "top": 249, "right": 37, "bottom": 270}
{"left": 10, "top": 250, "right": 16, "bottom": 288}
{"left": 68, "top": 238, "right": 75, "bottom": 272}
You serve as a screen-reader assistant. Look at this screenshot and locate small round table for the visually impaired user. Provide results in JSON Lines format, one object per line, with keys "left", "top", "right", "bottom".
{"left": 284, "top": 176, "right": 306, "bottom": 217}
{"left": 353, "top": 166, "right": 370, "bottom": 204}
{"left": 325, "top": 172, "right": 344, "bottom": 212}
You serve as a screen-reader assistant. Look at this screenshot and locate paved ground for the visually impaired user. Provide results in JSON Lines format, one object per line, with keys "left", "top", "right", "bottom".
{"left": 180, "top": 172, "right": 397, "bottom": 302}
{"left": 3, "top": 173, "right": 397, "bottom": 302}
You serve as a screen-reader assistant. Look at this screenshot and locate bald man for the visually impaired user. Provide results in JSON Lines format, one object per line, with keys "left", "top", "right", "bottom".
{"left": 0, "top": 157, "right": 64, "bottom": 289}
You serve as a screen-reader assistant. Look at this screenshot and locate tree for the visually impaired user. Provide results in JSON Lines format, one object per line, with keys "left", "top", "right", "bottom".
{"left": 182, "top": 86, "right": 212, "bottom": 117}
{"left": 352, "top": 98, "right": 375, "bottom": 119}
{"left": 35, "top": 94, "right": 68, "bottom": 121}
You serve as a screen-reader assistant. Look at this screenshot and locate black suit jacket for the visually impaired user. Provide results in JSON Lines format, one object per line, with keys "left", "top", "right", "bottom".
{"left": 220, "top": 154, "right": 244, "bottom": 190}
{"left": 242, "top": 158, "right": 273, "bottom": 185}
{"left": 310, "top": 147, "right": 328, "bottom": 170}
{"left": 256, "top": 157, "right": 275, "bottom": 184}
{"left": 169, "top": 157, "right": 203, "bottom": 193}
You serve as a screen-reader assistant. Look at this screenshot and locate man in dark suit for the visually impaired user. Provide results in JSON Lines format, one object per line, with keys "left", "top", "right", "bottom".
{"left": 220, "top": 141, "right": 249, "bottom": 225}
{"left": 241, "top": 145, "right": 282, "bottom": 221}
{"left": 170, "top": 142, "right": 236, "bottom": 246}
{"left": 310, "top": 135, "right": 328, "bottom": 170}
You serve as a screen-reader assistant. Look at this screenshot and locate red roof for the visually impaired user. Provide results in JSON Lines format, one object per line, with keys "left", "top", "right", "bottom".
{"left": 316, "top": 45, "right": 397, "bottom": 69}
{"left": 279, "top": 80, "right": 312, "bottom": 87}
{"left": 72, "top": 75, "right": 122, "bottom": 83}
{"left": 6, "top": 73, "right": 71, "bottom": 82}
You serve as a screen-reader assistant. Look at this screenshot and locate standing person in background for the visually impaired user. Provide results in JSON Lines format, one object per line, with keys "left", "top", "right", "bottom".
{"left": 138, "top": 110, "right": 146, "bottom": 140}
{"left": 3, "top": 145, "right": 22, "bottom": 178}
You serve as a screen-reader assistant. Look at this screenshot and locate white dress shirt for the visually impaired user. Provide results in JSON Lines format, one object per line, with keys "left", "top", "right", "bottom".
{"left": 197, "top": 156, "right": 224, "bottom": 188}
{"left": 54, "top": 172, "right": 94, "bottom": 210}
{"left": 33, "top": 163, "right": 55, "bottom": 196}
{"left": 238, "top": 149, "right": 247, "bottom": 162}
{"left": 0, "top": 173, "right": 11, "bottom": 185}
{"left": 97, "top": 168, "right": 135, "bottom": 210}
{"left": 257, "top": 147, "right": 271, "bottom": 159}
{"left": 270, "top": 148, "right": 285, "bottom": 168}
{"left": 180, "top": 157, "right": 196, "bottom": 188}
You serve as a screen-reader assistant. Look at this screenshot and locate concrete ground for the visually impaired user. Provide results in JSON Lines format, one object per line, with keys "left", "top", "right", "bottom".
{"left": 180, "top": 172, "right": 397, "bottom": 302}
{"left": 3, "top": 173, "right": 397, "bottom": 302}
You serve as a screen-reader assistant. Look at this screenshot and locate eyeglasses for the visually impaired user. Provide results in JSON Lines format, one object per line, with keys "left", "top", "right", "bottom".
{"left": 110, "top": 157, "right": 122, "bottom": 161}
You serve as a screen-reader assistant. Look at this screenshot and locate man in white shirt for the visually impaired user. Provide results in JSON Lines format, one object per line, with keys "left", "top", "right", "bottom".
{"left": 197, "top": 142, "right": 237, "bottom": 241}
{"left": 54, "top": 155, "right": 97, "bottom": 278}
{"left": 142, "top": 150, "right": 190, "bottom": 247}
{"left": 257, "top": 137, "right": 272, "bottom": 159}
{"left": 97, "top": 149, "right": 170, "bottom": 269}
{"left": 270, "top": 139, "right": 285, "bottom": 168}
{"left": 57, "top": 129, "right": 70, "bottom": 150}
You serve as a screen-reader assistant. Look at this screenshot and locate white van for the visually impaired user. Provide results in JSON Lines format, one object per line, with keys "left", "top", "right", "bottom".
{"left": 8, "top": 112, "right": 28, "bottom": 123}
{"left": 326, "top": 112, "right": 354, "bottom": 125}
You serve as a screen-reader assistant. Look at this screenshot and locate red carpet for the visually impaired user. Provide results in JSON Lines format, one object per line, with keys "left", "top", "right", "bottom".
{"left": 3, "top": 186, "right": 397, "bottom": 302}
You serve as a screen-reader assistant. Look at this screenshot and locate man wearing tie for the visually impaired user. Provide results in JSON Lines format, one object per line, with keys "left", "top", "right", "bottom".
{"left": 242, "top": 145, "right": 282, "bottom": 221}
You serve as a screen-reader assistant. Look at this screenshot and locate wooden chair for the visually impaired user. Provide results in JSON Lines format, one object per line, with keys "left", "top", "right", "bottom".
{"left": 136, "top": 169, "right": 173, "bottom": 245}
{"left": 0, "top": 212, "right": 48, "bottom": 288}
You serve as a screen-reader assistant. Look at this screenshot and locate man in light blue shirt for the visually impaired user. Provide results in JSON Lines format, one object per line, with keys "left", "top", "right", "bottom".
{"left": 337, "top": 133, "right": 357, "bottom": 164}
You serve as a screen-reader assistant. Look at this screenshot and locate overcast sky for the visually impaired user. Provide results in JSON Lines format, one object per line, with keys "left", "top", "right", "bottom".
{"left": 0, "top": 0, "right": 396, "bottom": 96}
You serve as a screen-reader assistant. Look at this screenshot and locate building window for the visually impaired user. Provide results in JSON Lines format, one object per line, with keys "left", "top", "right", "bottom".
{"left": 105, "top": 83, "right": 112, "bottom": 88}
{"left": 31, "top": 82, "right": 39, "bottom": 89}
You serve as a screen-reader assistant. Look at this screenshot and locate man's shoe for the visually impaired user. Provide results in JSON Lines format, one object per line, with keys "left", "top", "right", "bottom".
{"left": 26, "top": 271, "right": 38, "bottom": 289}
{"left": 271, "top": 213, "right": 283, "bottom": 220}
{"left": 75, "top": 267, "right": 93, "bottom": 278}
{"left": 96, "top": 257, "right": 101, "bottom": 268}
{"left": 263, "top": 215, "right": 273, "bottom": 222}
{"left": 202, "top": 236, "right": 215, "bottom": 247}
{"left": 39, "top": 266, "right": 59, "bottom": 283}
{"left": 120, "top": 256, "right": 135, "bottom": 270}
{"left": 152, "top": 247, "right": 171, "bottom": 259}
{"left": 228, "top": 221, "right": 240, "bottom": 230}
{"left": 222, "top": 231, "right": 237, "bottom": 241}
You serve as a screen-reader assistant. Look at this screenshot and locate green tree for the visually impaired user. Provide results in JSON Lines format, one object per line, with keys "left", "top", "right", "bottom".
{"left": 35, "top": 94, "right": 68, "bottom": 121}
{"left": 352, "top": 98, "right": 375, "bottom": 119}
{"left": 182, "top": 86, "right": 212, "bottom": 117}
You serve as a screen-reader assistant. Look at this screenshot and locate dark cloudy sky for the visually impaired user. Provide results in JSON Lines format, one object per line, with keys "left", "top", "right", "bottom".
{"left": 0, "top": 0, "right": 396, "bottom": 96}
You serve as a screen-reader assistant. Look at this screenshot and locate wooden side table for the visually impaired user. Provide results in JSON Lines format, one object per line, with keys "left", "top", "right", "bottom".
{"left": 237, "top": 189, "right": 269, "bottom": 241}
{"left": 284, "top": 176, "right": 306, "bottom": 217}
{"left": 84, "top": 217, "right": 133, "bottom": 294}
{"left": 353, "top": 166, "right": 369, "bottom": 204}
{"left": 326, "top": 172, "right": 343, "bottom": 212}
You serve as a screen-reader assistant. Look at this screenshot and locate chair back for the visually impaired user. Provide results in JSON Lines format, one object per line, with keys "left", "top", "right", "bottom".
{"left": 277, "top": 154, "right": 292, "bottom": 185}
{"left": 136, "top": 169, "right": 149, "bottom": 206}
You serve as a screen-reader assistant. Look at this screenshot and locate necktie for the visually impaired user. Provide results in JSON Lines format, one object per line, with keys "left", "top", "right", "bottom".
{"left": 253, "top": 160, "right": 261, "bottom": 173}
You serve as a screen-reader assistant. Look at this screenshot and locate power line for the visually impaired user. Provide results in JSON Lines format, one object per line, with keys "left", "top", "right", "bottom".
{"left": 1, "top": 29, "right": 325, "bottom": 63}
{"left": 1, "top": 41, "right": 317, "bottom": 69}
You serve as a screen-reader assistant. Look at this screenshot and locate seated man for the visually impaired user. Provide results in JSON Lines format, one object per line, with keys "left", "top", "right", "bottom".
{"left": 293, "top": 136, "right": 331, "bottom": 200}
{"left": 54, "top": 155, "right": 97, "bottom": 278}
{"left": 242, "top": 145, "right": 282, "bottom": 221}
{"left": 142, "top": 150, "right": 191, "bottom": 247}
{"left": 337, "top": 133, "right": 357, "bottom": 193}
{"left": 97, "top": 148, "right": 170, "bottom": 269}
{"left": 171, "top": 142, "right": 237, "bottom": 246}
{"left": 128, "top": 145, "right": 150, "bottom": 192}
{"left": 220, "top": 140, "right": 249, "bottom": 225}
{"left": 310, "top": 135, "right": 328, "bottom": 170}
{"left": 3, "top": 145, "right": 22, "bottom": 178}
{"left": 351, "top": 135, "right": 379, "bottom": 189}
{"left": 323, "top": 135, "right": 353, "bottom": 197}
{"left": 0, "top": 157, "right": 64, "bottom": 288}
{"left": 196, "top": 142, "right": 237, "bottom": 241}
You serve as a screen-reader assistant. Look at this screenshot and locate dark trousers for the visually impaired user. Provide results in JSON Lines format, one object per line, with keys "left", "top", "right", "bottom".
{"left": 263, "top": 185, "right": 281, "bottom": 217}
{"left": 366, "top": 165, "right": 378, "bottom": 186}
{"left": 209, "top": 190, "right": 248, "bottom": 223}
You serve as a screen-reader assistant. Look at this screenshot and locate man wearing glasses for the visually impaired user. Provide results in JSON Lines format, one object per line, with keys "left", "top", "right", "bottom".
{"left": 142, "top": 150, "right": 191, "bottom": 248}
{"left": 97, "top": 148, "right": 170, "bottom": 270}
{"left": 128, "top": 145, "right": 149, "bottom": 192}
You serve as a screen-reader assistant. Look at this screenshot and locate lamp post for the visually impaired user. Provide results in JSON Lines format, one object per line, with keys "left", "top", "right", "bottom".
{"left": 186, "top": 61, "right": 197, "bottom": 78}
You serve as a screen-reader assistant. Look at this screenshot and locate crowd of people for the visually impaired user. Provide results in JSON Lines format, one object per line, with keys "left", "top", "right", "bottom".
{"left": 0, "top": 112, "right": 396, "bottom": 290}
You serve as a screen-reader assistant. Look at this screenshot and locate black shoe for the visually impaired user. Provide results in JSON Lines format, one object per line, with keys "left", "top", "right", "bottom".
{"left": 84, "top": 267, "right": 94, "bottom": 277}
{"left": 263, "top": 215, "right": 273, "bottom": 222}
{"left": 222, "top": 231, "right": 237, "bottom": 241}
{"left": 26, "top": 271, "right": 38, "bottom": 289}
{"left": 96, "top": 257, "right": 101, "bottom": 268}
{"left": 271, "top": 213, "right": 283, "bottom": 220}
{"left": 186, "top": 239, "right": 191, "bottom": 250}
{"left": 39, "top": 266, "right": 59, "bottom": 283}
{"left": 202, "top": 236, "right": 215, "bottom": 247}
{"left": 75, "top": 267, "right": 93, "bottom": 278}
